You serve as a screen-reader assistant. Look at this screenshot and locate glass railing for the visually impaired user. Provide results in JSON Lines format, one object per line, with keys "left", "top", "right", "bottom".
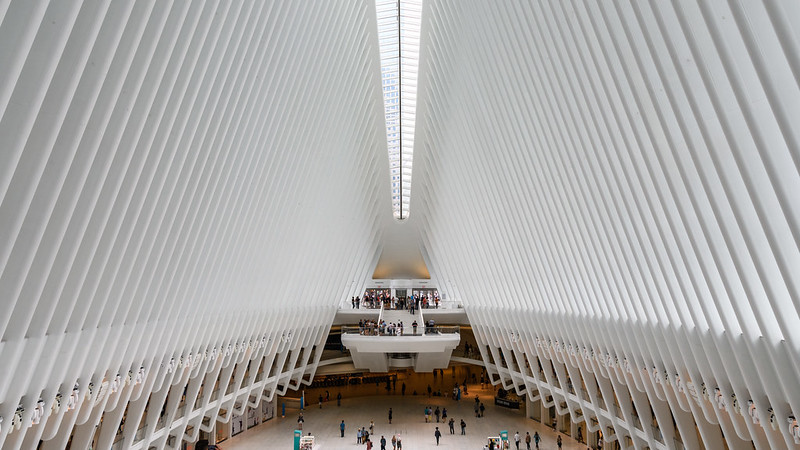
{"left": 631, "top": 414, "right": 642, "bottom": 430}
{"left": 341, "top": 325, "right": 460, "bottom": 335}
{"left": 341, "top": 297, "right": 463, "bottom": 310}
{"left": 112, "top": 433, "right": 125, "bottom": 449}
{"left": 652, "top": 425, "right": 664, "bottom": 443}
{"left": 432, "top": 326, "right": 460, "bottom": 334}
{"left": 456, "top": 346, "right": 482, "bottom": 359}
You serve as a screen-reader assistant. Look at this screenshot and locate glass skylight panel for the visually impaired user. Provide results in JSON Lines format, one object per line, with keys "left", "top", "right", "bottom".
{"left": 376, "top": 0, "right": 422, "bottom": 220}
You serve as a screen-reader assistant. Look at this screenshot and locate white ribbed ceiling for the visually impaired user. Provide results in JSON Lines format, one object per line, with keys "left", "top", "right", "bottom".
{"left": 0, "top": 1, "right": 388, "bottom": 448}
{"left": 0, "top": 1, "right": 798, "bottom": 449}
{"left": 413, "top": 1, "right": 800, "bottom": 449}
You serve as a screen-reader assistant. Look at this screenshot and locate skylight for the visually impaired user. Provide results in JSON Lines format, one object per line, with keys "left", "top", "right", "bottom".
{"left": 376, "top": 0, "right": 422, "bottom": 220}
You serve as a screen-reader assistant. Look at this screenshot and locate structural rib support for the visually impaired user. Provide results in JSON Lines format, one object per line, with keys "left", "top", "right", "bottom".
{"left": 413, "top": 1, "right": 800, "bottom": 449}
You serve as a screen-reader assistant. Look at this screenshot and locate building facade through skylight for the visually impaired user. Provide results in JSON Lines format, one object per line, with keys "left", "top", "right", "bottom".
{"left": 376, "top": 0, "right": 422, "bottom": 220}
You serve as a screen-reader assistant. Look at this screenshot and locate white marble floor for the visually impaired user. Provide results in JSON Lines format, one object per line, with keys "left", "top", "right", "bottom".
{"left": 224, "top": 373, "right": 589, "bottom": 450}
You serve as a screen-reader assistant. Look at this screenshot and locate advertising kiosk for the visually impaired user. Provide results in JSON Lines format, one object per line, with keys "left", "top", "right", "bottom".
{"left": 299, "top": 435, "right": 315, "bottom": 449}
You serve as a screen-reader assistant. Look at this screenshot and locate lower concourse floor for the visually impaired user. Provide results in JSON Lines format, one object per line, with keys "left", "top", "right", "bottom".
{"left": 224, "top": 367, "right": 588, "bottom": 449}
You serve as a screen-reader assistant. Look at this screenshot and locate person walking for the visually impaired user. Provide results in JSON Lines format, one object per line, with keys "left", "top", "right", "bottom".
{"left": 514, "top": 431, "right": 520, "bottom": 449}
{"left": 388, "top": 407, "right": 393, "bottom": 424}
{"left": 460, "top": 419, "right": 466, "bottom": 435}
{"left": 474, "top": 402, "right": 480, "bottom": 417}
{"left": 533, "top": 431, "right": 540, "bottom": 449}
{"left": 557, "top": 435, "right": 562, "bottom": 449}
{"left": 525, "top": 431, "right": 531, "bottom": 450}
{"left": 380, "top": 435, "right": 387, "bottom": 450}
{"left": 448, "top": 418, "right": 455, "bottom": 434}
{"left": 357, "top": 427, "right": 363, "bottom": 444}
{"left": 340, "top": 420, "right": 345, "bottom": 438}
{"left": 442, "top": 407, "right": 447, "bottom": 420}
{"left": 434, "top": 427, "right": 442, "bottom": 445}
{"left": 401, "top": 382, "right": 406, "bottom": 396}
{"left": 391, "top": 434, "right": 397, "bottom": 450}
{"left": 318, "top": 394, "right": 323, "bottom": 409}
{"left": 435, "top": 406, "right": 441, "bottom": 422}
{"left": 337, "top": 392, "right": 342, "bottom": 406}
{"left": 479, "top": 402, "right": 485, "bottom": 417}
{"left": 366, "top": 438, "right": 373, "bottom": 450}
{"left": 297, "top": 413, "right": 304, "bottom": 430}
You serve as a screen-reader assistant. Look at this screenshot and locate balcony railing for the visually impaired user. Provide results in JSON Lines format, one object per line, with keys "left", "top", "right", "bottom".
{"left": 341, "top": 325, "right": 459, "bottom": 336}
{"left": 652, "top": 425, "right": 664, "bottom": 443}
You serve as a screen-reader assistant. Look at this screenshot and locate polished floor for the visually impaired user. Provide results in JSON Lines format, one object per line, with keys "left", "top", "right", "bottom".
{"left": 224, "top": 368, "right": 589, "bottom": 449}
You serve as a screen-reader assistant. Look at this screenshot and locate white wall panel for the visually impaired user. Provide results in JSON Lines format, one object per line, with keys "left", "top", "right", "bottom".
{"left": 0, "top": 1, "right": 387, "bottom": 448}
{"left": 413, "top": 1, "right": 800, "bottom": 449}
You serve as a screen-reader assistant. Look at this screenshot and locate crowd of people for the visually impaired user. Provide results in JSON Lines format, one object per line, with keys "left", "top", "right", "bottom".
{"left": 281, "top": 377, "right": 586, "bottom": 450}
{"left": 281, "top": 366, "right": 587, "bottom": 450}
{"left": 340, "top": 413, "right": 405, "bottom": 450}
{"left": 329, "top": 400, "right": 557, "bottom": 450}
{"left": 357, "top": 318, "right": 408, "bottom": 336}
{"left": 350, "top": 290, "right": 442, "bottom": 311}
